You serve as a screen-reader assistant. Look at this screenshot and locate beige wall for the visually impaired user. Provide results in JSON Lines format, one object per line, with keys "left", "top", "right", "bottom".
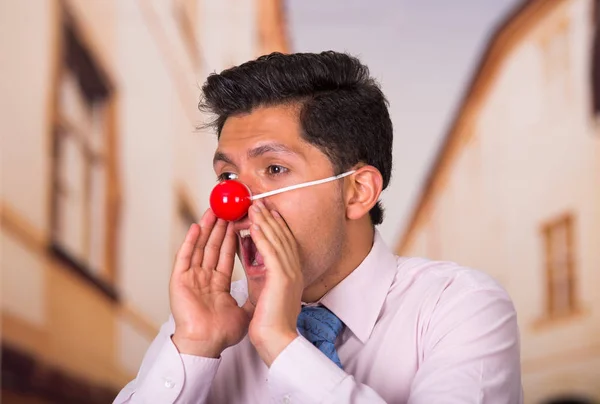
{"left": 1, "top": 0, "right": 288, "bottom": 396}
{"left": 0, "top": 0, "right": 55, "bottom": 234}
{"left": 1, "top": 0, "right": 138, "bottom": 391}
{"left": 398, "top": 0, "right": 600, "bottom": 402}
{"left": 202, "top": 0, "right": 259, "bottom": 71}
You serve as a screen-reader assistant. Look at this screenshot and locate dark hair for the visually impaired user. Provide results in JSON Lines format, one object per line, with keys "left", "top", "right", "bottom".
{"left": 199, "top": 51, "right": 393, "bottom": 225}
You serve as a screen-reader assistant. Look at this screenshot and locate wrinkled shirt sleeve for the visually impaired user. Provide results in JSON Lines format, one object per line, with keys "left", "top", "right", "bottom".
{"left": 112, "top": 315, "right": 221, "bottom": 404}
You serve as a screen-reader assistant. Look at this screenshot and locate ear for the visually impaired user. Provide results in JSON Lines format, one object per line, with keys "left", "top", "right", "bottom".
{"left": 344, "top": 165, "right": 383, "bottom": 221}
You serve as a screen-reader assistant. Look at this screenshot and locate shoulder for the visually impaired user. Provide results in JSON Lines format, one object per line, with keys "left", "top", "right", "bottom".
{"left": 392, "top": 257, "right": 519, "bottom": 339}
{"left": 390, "top": 256, "right": 516, "bottom": 322}
{"left": 395, "top": 256, "right": 509, "bottom": 296}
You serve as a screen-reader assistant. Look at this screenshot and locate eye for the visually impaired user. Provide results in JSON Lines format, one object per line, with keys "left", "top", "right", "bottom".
{"left": 218, "top": 172, "right": 238, "bottom": 182}
{"left": 266, "top": 165, "right": 289, "bottom": 176}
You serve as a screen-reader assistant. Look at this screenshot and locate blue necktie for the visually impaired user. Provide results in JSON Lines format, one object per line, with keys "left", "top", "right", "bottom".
{"left": 296, "top": 306, "right": 344, "bottom": 368}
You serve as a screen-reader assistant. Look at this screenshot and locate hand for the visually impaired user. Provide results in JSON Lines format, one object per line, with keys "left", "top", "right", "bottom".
{"left": 170, "top": 209, "right": 250, "bottom": 357}
{"left": 247, "top": 201, "right": 304, "bottom": 366}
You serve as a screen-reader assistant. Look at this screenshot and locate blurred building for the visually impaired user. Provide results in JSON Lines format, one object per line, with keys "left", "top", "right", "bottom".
{"left": 396, "top": 0, "right": 600, "bottom": 403}
{"left": 0, "top": 0, "right": 288, "bottom": 402}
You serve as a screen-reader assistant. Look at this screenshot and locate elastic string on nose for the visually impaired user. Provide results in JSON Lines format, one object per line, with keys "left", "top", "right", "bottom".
{"left": 250, "top": 170, "right": 356, "bottom": 201}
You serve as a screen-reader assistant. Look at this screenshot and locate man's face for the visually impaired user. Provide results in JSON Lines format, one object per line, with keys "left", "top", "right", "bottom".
{"left": 213, "top": 105, "right": 347, "bottom": 305}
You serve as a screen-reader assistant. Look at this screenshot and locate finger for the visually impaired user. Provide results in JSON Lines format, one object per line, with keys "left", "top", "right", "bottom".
{"left": 255, "top": 207, "right": 300, "bottom": 279}
{"left": 252, "top": 223, "right": 300, "bottom": 285}
{"left": 271, "top": 210, "right": 301, "bottom": 276}
{"left": 191, "top": 209, "right": 218, "bottom": 268}
{"left": 201, "top": 218, "right": 229, "bottom": 270}
{"left": 215, "top": 222, "right": 237, "bottom": 278}
{"left": 256, "top": 201, "right": 286, "bottom": 236}
{"left": 271, "top": 210, "right": 294, "bottom": 251}
{"left": 260, "top": 205, "right": 294, "bottom": 257}
{"left": 249, "top": 202, "right": 285, "bottom": 250}
{"left": 249, "top": 223, "right": 279, "bottom": 267}
{"left": 174, "top": 224, "right": 200, "bottom": 274}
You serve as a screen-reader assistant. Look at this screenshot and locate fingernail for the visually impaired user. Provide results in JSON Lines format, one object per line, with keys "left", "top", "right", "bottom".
{"left": 252, "top": 223, "right": 260, "bottom": 231}
{"left": 252, "top": 204, "right": 260, "bottom": 212}
{"left": 272, "top": 210, "right": 280, "bottom": 218}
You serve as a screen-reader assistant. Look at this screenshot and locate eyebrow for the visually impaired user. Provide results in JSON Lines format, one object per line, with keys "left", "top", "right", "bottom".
{"left": 213, "top": 151, "right": 236, "bottom": 167}
{"left": 213, "top": 142, "right": 297, "bottom": 167}
{"left": 247, "top": 143, "right": 296, "bottom": 159}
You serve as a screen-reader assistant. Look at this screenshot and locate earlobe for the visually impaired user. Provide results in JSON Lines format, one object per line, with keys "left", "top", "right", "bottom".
{"left": 345, "top": 166, "right": 383, "bottom": 221}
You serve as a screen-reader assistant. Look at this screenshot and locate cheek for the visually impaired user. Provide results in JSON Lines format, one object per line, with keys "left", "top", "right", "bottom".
{"left": 267, "top": 191, "right": 345, "bottom": 286}
{"left": 271, "top": 188, "right": 343, "bottom": 250}
{"left": 269, "top": 190, "right": 330, "bottom": 229}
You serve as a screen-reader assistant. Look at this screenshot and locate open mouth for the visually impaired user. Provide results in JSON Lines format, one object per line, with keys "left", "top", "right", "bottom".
{"left": 239, "top": 229, "right": 265, "bottom": 276}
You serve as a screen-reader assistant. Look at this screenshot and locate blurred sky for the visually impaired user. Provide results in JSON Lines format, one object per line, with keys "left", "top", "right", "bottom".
{"left": 286, "top": 0, "right": 522, "bottom": 246}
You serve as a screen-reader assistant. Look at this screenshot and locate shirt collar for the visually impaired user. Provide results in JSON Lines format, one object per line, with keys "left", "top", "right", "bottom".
{"left": 318, "top": 229, "right": 398, "bottom": 344}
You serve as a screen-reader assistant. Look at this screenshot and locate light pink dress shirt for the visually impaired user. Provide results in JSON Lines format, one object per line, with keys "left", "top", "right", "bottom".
{"left": 114, "top": 231, "right": 523, "bottom": 403}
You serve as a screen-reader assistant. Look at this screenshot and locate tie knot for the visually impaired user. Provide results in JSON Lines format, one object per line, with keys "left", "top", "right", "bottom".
{"left": 297, "top": 306, "right": 344, "bottom": 342}
{"left": 297, "top": 306, "right": 344, "bottom": 368}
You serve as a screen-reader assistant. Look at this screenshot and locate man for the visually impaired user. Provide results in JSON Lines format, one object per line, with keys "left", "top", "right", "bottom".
{"left": 114, "top": 51, "right": 523, "bottom": 403}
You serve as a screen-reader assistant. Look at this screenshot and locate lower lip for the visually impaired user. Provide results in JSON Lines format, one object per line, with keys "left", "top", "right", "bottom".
{"left": 245, "top": 265, "right": 266, "bottom": 279}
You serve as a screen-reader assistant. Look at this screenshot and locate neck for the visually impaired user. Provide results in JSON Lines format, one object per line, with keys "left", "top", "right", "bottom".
{"left": 302, "top": 219, "right": 375, "bottom": 303}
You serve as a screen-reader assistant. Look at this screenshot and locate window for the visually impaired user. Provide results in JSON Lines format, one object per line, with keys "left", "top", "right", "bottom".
{"left": 50, "top": 17, "right": 118, "bottom": 299}
{"left": 541, "top": 214, "right": 577, "bottom": 318}
{"left": 174, "top": 0, "right": 200, "bottom": 68}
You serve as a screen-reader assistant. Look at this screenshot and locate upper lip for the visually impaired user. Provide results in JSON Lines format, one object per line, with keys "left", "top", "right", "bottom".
{"left": 233, "top": 219, "right": 252, "bottom": 237}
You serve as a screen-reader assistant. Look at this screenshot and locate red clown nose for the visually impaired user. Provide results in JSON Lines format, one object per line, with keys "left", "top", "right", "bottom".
{"left": 209, "top": 180, "right": 252, "bottom": 222}
{"left": 209, "top": 170, "right": 356, "bottom": 221}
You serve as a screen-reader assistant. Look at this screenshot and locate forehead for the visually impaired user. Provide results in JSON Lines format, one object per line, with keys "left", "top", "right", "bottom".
{"left": 218, "top": 105, "right": 302, "bottom": 149}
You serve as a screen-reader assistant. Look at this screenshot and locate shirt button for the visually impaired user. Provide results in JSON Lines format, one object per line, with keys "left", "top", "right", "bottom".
{"left": 164, "top": 378, "right": 175, "bottom": 389}
{"left": 282, "top": 395, "right": 291, "bottom": 404}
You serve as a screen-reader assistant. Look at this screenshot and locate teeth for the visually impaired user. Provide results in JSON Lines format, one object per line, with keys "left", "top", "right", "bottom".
{"left": 239, "top": 229, "right": 251, "bottom": 238}
{"left": 251, "top": 259, "right": 258, "bottom": 266}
